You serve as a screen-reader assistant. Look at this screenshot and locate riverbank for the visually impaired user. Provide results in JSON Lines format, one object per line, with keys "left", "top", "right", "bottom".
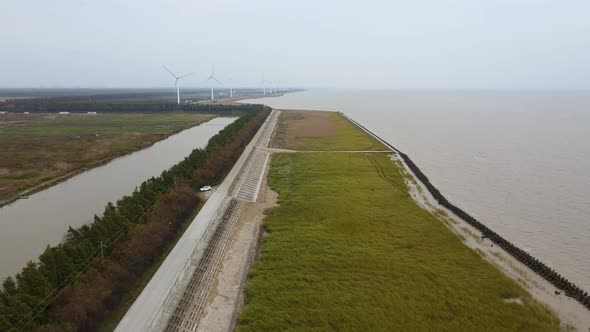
{"left": 237, "top": 110, "right": 561, "bottom": 330}
{"left": 0, "top": 117, "right": 238, "bottom": 282}
{"left": 0, "top": 113, "right": 216, "bottom": 206}
{"left": 0, "top": 106, "right": 270, "bottom": 331}
{"left": 115, "top": 109, "right": 276, "bottom": 332}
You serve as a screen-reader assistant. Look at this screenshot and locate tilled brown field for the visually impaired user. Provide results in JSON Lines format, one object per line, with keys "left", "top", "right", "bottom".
{"left": 271, "top": 109, "right": 385, "bottom": 151}
{"left": 270, "top": 110, "right": 335, "bottom": 149}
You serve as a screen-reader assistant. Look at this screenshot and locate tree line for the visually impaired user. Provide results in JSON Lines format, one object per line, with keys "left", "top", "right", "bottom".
{"left": 0, "top": 105, "right": 271, "bottom": 331}
{"left": 0, "top": 100, "right": 262, "bottom": 114}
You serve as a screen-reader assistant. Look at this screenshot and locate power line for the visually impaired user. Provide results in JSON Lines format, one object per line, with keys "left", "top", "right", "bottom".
{"left": 11, "top": 177, "right": 182, "bottom": 331}
{"left": 10, "top": 112, "right": 256, "bottom": 330}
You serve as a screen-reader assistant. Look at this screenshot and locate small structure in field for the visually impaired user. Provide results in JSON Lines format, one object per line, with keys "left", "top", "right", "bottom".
{"left": 23, "top": 112, "right": 30, "bottom": 114}
{"left": 0, "top": 111, "right": 6, "bottom": 114}
{"left": 58, "top": 112, "right": 70, "bottom": 115}
{"left": 87, "top": 112, "right": 97, "bottom": 115}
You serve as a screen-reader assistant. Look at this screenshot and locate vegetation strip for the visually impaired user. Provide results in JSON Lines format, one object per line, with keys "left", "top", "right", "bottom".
{"left": 239, "top": 152, "right": 557, "bottom": 330}
{"left": 0, "top": 105, "right": 270, "bottom": 331}
{"left": 340, "top": 112, "right": 590, "bottom": 310}
{"left": 0, "top": 100, "right": 262, "bottom": 114}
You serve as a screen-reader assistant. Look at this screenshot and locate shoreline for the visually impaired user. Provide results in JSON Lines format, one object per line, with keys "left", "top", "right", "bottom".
{"left": 236, "top": 109, "right": 563, "bottom": 330}
{"left": 210, "top": 90, "right": 302, "bottom": 106}
{"left": 338, "top": 111, "right": 590, "bottom": 328}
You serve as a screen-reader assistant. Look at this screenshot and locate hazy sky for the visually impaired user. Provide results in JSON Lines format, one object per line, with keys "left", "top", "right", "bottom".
{"left": 1, "top": 0, "right": 589, "bottom": 89}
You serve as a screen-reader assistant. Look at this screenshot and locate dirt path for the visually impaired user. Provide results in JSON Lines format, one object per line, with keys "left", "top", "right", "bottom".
{"left": 155, "top": 110, "right": 280, "bottom": 332}
{"left": 197, "top": 157, "right": 278, "bottom": 332}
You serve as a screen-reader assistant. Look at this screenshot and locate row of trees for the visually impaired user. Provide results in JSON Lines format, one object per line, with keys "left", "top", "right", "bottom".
{"left": 0, "top": 105, "right": 271, "bottom": 331}
{"left": 0, "top": 100, "right": 262, "bottom": 114}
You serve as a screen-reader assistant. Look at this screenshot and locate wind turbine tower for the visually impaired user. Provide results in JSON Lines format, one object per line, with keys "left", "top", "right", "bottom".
{"left": 207, "top": 65, "right": 223, "bottom": 101}
{"left": 227, "top": 76, "right": 234, "bottom": 98}
{"left": 162, "top": 66, "right": 194, "bottom": 104}
{"left": 260, "top": 74, "right": 271, "bottom": 95}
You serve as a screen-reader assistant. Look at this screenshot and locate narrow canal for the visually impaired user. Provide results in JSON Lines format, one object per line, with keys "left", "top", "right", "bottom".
{"left": 0, "top": 117, "right": 237, "bottom": 280}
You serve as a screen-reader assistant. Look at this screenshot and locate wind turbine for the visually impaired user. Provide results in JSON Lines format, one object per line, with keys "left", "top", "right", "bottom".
{"left": 162, "top": 66, "right": 194, "bottom": 104}
{"left": 227, "top": 76, "right": 234, "bottom": 98}
{"left": 260, "top": 74, "right": 271, "bottom": 95}
{"left": 207, "top": 65, "right": 223, "bottom": 101}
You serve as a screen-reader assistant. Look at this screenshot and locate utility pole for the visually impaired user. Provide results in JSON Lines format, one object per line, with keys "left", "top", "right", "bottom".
{"left": 99, "top": 241, "right": 107, "bottom": 260}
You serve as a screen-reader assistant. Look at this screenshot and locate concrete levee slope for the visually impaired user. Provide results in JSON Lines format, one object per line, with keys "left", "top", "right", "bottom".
{"left": 163, "top": 110, "right": 279, "bottom": 331}
{"left": 115, "top": 110, "right": 276, "bottom": 332}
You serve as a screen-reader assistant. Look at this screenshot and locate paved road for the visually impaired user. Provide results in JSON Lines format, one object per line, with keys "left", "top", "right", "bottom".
{"left": 163, "top": 110, "right": 279, "bottom": 332}
{"left": 116, "top": 110, "right": 278, "bottom": 332}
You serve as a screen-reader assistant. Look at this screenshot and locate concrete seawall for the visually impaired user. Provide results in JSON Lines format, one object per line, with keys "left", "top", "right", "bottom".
{"left": 116, "top": 110, "right": 276, "bottom": 332}
{"left": 339, "top": 112, "right": 590, "bottom": 311}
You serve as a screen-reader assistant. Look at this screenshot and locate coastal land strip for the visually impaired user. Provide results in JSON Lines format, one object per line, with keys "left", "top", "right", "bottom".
{"left": 233, "top": 109, "right": 589, "bottom": 330}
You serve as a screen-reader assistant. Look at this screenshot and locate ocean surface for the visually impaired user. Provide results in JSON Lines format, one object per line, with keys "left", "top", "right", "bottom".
{"left": 241, "top": 89, "right": 590, "bottom": 291}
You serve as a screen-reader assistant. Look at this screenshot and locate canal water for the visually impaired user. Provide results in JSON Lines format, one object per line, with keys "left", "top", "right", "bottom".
{"left": 0, "top": 117, "right": 236, "bottom": 280}
{"left": 242, "top": 89, "right": 590, "bottom": 292}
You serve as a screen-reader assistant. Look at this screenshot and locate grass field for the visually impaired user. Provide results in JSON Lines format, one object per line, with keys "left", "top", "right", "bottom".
{"left": 237, "top": 110, "right": 558, "bottom": 331}
{"left": 271, "top": 110, "right": 387, "bottom": 151}
{"left": 0, "top": 113, "right": 215, "bottom": 202}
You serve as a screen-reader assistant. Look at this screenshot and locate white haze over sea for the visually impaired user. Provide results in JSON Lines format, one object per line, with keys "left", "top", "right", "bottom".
{"left": 1, "top": 1, "right": 590, "bottom": 90}
{"left": 242, "top": 89, "right": 590, "bottom": 291}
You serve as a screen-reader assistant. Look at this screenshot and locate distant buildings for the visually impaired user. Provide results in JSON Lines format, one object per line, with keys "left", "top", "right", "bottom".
{"left": 58, "top": 112, "right": 70, "bottom": 115}
{"left": 87, "top": 112, "right": 97, "bottom": 114}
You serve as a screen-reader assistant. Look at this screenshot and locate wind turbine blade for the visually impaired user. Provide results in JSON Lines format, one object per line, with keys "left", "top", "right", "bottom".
{"left": 162, "top": 65, "right": 177, "bottom": 78}
{"left": 213, "top": 77, "right": 224, "bottom": 86}
{"left": 178, "top": 72, "right": 194, "bottom": 79}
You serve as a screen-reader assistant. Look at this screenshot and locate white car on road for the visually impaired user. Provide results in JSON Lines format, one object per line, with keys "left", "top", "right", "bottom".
{"left": 199, "top": 185, "right": 212, "bottom": 192}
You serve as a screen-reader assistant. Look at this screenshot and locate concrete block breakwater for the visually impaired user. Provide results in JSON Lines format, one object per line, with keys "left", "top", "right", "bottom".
{"left": 339, "top": 112, "right": 590, "bottom": 311}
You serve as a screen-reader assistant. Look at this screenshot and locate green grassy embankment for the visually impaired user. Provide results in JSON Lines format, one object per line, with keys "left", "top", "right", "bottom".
{"left": 237, "top": 110, "right": 558, "bottom": 331}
